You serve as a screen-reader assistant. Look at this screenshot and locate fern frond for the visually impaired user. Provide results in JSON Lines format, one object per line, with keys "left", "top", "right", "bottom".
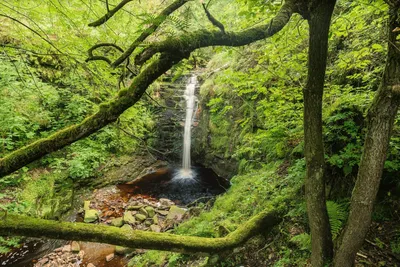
{"left": 326, "top": 201, "right": 348, "bottom": 239}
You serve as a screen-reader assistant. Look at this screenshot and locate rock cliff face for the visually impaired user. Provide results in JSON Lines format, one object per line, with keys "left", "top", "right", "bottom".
{"left": 149, "top": 74, "right": 238, "bottom": 179}
{"left": 192, "top": 78, "right": 238, "bottom": 179}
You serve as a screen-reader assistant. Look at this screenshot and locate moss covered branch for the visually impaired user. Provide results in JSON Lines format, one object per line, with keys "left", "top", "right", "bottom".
{"left": 0, "top": 53, "right": 184, "bottom": 178}
{"left": 135, "top": 0, "right": 296, "bottom": 65}
{"left": 0, "top": 209, "right": 281, "bottom": 253}
{"left": 111, "top": 0, "right": 192, "bottom": 68}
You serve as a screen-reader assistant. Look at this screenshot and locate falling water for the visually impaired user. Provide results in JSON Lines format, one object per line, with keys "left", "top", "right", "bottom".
{"left": 175, "top": 75, "right": 197, "bottom": 180}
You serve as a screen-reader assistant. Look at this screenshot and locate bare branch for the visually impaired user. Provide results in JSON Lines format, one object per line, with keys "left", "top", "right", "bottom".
{"left": 88, "top": 0, "right": 133, "bottom": 27}
{"left": 85, "top": 43, "right": 125, "bottom": 65}
{"left": 202, "top": 3, "right": 225, "bottom": 33}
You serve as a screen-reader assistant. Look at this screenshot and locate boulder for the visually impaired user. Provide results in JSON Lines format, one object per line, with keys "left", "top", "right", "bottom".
{"left": 160, "top": 198, "right": 174, "bottom": 206}
{"left": 126, "top": 205, "right": 142, "bottom": 210}
{"left": 111, "top": 217, "right": 124, "bottom": 227}
{"left": 121, "top": 224, "right": 132, "bottom": 231}
{"left": 139, "top": 207, "right": 148, "bottom": 217}
{"left": 115, "top": 246, "right": 134, "bottom": 255}
{"left": 167, "top": 206, "right": 186, "bottom": 221}
{"left": 150, "top": 224, "right": 161, "bottom": 232}
{"left": 155, "top": 209, "right": 169, "bottom": 216}
{"left": 145, "top": 206, "right": 155, "bottom": 217}
{"left": 83, "top": 200, "right": 91, "bottom": 210}
{"left": 123, "top": 212, "right": 136, "bottom": 224}
{"left": 105, "top": 253, "right": 115, "bottom": 262}
{"left": 71, "top": 241, "right": 80, "bottom": 253}
{"left": 84, "top": 209, "right": 99, "bottom": 223}
{"left": 144, "top": 219, "right": 153, "bottom": 226}
{"left": 62, "top": 245, "right": 71, "bottom": 252}
{"left": 135, "top": 213, "right": 147, "bottom": 222}
{"left": 152, "top": 215, "right": 159, "bottom": 225}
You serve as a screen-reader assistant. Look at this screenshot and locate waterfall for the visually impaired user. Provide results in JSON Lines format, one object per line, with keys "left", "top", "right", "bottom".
{"left": 175, "top": 75, "right": 197, "bottom": 180}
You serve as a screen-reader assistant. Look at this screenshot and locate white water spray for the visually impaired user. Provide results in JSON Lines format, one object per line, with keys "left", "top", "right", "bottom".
{"left": 175, "top": 75, "right": 197, "bottom": 180}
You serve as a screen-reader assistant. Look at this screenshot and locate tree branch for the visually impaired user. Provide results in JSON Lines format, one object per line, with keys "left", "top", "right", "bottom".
{"left": 135, "top": 1, "right": 295, "bottom": 65}
{"left": 88, "top": 0, "right": 134, "bottom": 27}
{"left": 0, "top": 209, "right": 281, "bottom": 253}
{"left": 111, "top": 0, "right": 192, "bottom": 68}
{"left": 0, "top": 53, "right": 185, "bottom": 178}
{"left": 85, "top": 43, "right": 125, "bottom": 64}
{"left": 202, "top": 3, "right": 225, "bottom": 33}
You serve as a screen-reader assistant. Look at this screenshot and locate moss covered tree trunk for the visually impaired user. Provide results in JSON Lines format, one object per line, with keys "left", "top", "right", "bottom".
{"left": 303, "top": 1, "right": 336, "bottom": 266}
{"left": 0, "top": 209, "right": 281, "bottom": 254}
{"left": 333, "top": 3, "right": 400, "bottom": 266}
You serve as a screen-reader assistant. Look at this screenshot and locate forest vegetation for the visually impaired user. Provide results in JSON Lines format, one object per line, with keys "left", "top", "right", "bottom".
{"left": 0, "top": 0, "right": 399, "bottom": 266}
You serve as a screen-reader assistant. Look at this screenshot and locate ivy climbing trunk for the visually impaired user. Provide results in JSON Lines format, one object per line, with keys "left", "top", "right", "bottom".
{"left": 303, "top": 0, "right": 336, "bottom": 266}
{"left": 333, "top": 3, "right": 400, "bottom": 266}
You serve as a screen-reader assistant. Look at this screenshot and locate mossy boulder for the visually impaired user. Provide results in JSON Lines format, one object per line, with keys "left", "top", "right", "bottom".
{"left": 115, "top": 245, "right": 134, "bottom": 255}
{"left": 145, "top": 206, "right": 155, "bottom": 217}
{"left": 135, "top": 214, "right": 147, "bottom": 222}
{"left": 111, "top": 217, "right": 124, "bottom": 227}
{"left": 123, "top": 212, "right": 136, "bottom": 224}
{"left": 84, "top": 209, "right": 99, "bottom": 223}
{"left": 167, "top": 206, "right": 186, "bottom": 221}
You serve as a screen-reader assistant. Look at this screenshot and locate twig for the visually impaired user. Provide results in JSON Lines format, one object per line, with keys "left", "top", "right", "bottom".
{"left": 88, "top": 0, "right": 133, "bottom": 27}
{"left": 86, "top": 43, "right": 124, "bottom": 65}
{"left": 202, "top": 3, "right": 225, "bottom": 33}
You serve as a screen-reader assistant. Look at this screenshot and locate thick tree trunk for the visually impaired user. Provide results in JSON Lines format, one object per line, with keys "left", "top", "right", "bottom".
{"left": 303, "top": 1, "right": 336, "bottom": 266}
{"left": 333, "top": 3, "right": 400, "bottom": 267}
{"left": 0, "top": 209, "right": 281, "bottom": 254}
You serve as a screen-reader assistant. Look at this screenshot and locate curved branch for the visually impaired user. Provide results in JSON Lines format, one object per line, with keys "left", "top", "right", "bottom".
{"left": 202, "top": 3, "right": 225, "bottom": 33}
{"left": 88, "top": 0, "right": 133, "bottom": 27}
{"left": 111, "top": 0, "right": 192, "bottom": 68}
{"left": 135, "top": 1, "right": 295, "bottom": 65}
{"left": 0, "top": 209, "right": 281, "bottom": 253}
{"left": 0, "top": 53, "right": 185, "bottom": 178}
{"left": 86, "top": 43, "right": 125, "bottom": 64}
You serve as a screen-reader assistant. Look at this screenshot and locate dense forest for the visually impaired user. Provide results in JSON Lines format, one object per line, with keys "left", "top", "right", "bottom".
{"left": 0, "top": 0, "right": 399, "bottom": 266}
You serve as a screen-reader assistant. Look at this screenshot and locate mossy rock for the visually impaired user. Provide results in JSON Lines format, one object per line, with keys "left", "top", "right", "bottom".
{"left": 145, "top": 206, "right": 155, "bottom": 217}
{"left": 123, "top": 212, "right": 136, "bottom": 224}
{"left": 84, "top": 209, "right": 99, "bottom": 223}
{"left": 115, "top": 245, "right": 134, "bottom": 255}
{"left": 135, "top": 214, "right": 147, "bottom": 222}
{"left": 111, "top": 217, "right": 124, "bottom": 227}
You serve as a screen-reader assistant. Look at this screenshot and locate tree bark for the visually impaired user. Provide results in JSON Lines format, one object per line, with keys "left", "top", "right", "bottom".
{"left": 303, "top": 1, "right": 336, "bottom": 266}
{"left": 0, "top": 209, "right": 281, "bottom": 254}
{"left": 0, "top": 1, "right": 297, "bottom": 178}
{"left": 333, "top": 3, "right": 400, "bottom": 266}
